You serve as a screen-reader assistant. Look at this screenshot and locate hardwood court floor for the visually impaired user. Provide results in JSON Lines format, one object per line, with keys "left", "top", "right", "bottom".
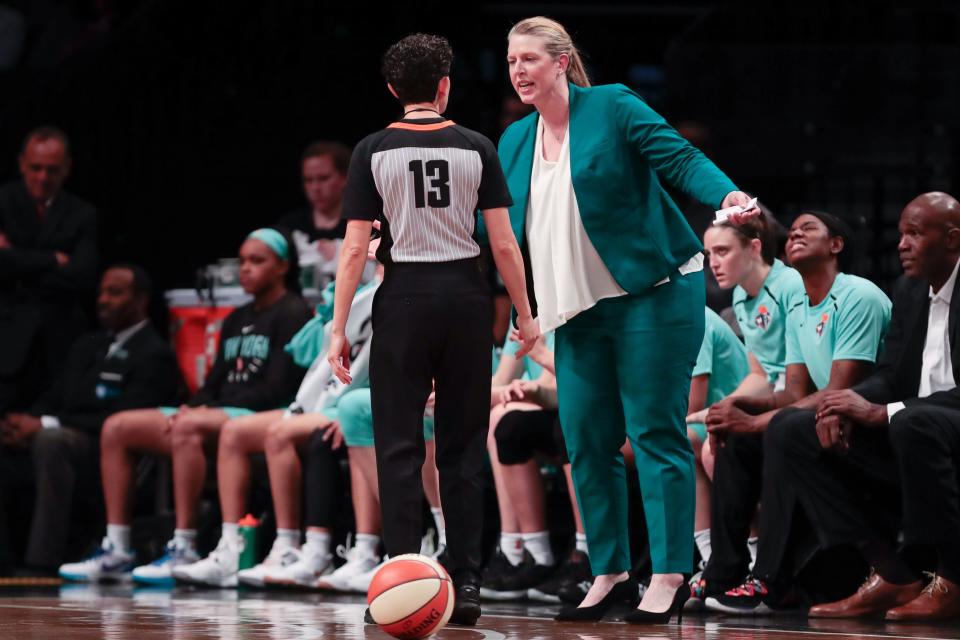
{"left": 0, "top": 585, "right": 957, "bottom": 640}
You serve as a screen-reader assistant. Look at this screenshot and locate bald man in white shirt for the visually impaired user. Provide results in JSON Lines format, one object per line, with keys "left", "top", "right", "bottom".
{"left": 802, "top": 192, "right": 960, "bottom": 621}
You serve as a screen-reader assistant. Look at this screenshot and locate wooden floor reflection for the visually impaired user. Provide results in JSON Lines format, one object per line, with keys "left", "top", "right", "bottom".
{"left": 0, "top": 586, "right": 958, "bottom": 640}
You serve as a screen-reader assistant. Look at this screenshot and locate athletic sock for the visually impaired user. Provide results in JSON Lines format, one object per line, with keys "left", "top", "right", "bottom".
{"left": 430, "top": 507, "right": 447, "bottom": 547}
{"left": 355, "top": 533, "right": 380, "bottom": 557}
{"left": 221, "top": 523, "right": 242, "bottom": 549}
{"left": 173, "top": 528, "right": 198, "bottom": 551}
{"left": 575, "top": 532, "right": 589, "bottom": 555}
{"left": 747, "top": 536, "right": 758, "bottom": 571}
{"left": 522, "top": 531, "right": 554, "bottom": 566}
{"left": 275, "top": 528, "right": 300, "bottom": 550}
{"left": 106, "top": 524, "right": 131, "bottom": 554}
{"left": 500, "top": 532, "right": 524, "bottom": 566}
{"left": 695, "top": 529, "right": 712, "bottom": 566}
{"left": 305, "top": 529, "right": 332, "bottom": 557}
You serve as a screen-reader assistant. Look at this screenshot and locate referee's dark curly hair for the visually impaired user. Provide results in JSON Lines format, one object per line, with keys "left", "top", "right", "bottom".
{"left": 381, "top": 34, "right": 453, "bottom": 104}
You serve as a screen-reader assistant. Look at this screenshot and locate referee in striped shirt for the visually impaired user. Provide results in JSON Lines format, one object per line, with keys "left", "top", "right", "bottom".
{"left": 327, "top": 34, "right": 539, "bottom": 625}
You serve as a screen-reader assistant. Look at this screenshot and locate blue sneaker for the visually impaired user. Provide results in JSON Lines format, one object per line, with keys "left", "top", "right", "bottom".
{"left": 132, "top": 539, "right": 199, "bottom": 586}
{"left": 59, "top": 537, "right": 135, "bottom": 583}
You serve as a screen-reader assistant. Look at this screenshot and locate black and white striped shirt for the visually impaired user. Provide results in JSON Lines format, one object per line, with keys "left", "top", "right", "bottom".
{"left": 343, "top": 118, "right": 512, "bottom": 264}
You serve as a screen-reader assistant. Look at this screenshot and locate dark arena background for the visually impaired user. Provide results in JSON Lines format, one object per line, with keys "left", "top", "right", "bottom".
{"left": 1, "top": 2, "right": 959, "bottom": 639}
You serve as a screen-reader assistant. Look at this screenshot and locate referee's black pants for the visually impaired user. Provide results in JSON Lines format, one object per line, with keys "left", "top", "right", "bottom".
{"left": 369, "top": 259, "right": 492, "bottom": 583}
{"left": 889, "top": 402, "right": 960, "bottom": 583}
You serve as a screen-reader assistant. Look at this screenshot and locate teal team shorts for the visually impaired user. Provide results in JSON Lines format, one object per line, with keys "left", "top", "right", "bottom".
{"left": 158, "top": 406, "right": 255, "bottom": 419}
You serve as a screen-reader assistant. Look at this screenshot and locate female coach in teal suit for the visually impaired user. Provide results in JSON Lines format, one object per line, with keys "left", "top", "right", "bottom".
{"left": 499, "top": 17, "right": 758, "bottom": 623}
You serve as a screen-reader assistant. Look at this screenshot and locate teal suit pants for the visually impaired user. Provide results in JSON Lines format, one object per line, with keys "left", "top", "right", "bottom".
{"left": 555, "top": 270, "right": 704, "bottom": 575}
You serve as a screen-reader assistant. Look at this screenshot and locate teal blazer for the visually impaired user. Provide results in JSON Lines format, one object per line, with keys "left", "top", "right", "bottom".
{"left": 497, "top": 82, "right": 738, "bottom": 294}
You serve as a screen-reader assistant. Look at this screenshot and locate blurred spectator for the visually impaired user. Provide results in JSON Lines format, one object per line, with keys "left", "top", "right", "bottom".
{"left": 0, "top": 126, "right": 98, "bottom": 414}
{"left": 276, "top": 141, "right": 351, "bottom": 288}
{"left": 0, "top": 264, "right": 180, "bottom": 575}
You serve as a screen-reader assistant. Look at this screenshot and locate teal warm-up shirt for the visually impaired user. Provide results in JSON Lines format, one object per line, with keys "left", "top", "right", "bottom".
{"left": 693, "top": 308, "right": 750, "bottom": 405}
{"left": 502, "top": 331, "right": 556, "bottom": 380}
{"left": 785, "top": 273, "right": 892, "bottom": 390}
{"left": 733, "top": 259, "right": 806, "bottom": 385}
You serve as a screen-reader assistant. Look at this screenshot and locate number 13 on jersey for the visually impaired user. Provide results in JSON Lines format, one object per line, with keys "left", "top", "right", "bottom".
{"left": 409, "top": 159, "right": 450, "bottom": 208}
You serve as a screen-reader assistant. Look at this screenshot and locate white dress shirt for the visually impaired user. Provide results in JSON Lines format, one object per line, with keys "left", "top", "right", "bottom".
{"left": 887, "top": 258, "right": 960, "bottom": 420}
{"left": 525, "top": 118, "right": 703, "bottom": 333}
{"left": 525, "top": 118, "right": 627, "bottom": 333}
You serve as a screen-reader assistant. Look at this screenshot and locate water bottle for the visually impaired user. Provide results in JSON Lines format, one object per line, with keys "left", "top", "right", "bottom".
{"left": 238, "top": 513, "right": 260, "bottom": 570}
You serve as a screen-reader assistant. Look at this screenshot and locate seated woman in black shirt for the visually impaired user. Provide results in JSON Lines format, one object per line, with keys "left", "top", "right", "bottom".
{"left": 59, "top": 228, "right": 311, "bottom": 585}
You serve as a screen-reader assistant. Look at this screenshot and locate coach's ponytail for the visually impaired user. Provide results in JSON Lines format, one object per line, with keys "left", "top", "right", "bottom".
{"left": 509, "top": 16, "right": 591, "bottom": 88}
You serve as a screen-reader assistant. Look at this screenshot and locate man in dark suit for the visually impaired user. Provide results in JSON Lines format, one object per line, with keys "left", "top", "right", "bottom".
{"left": 765, "top": 192, "right": 960, "bottom": 620}
{"left": 0, "top": 126, "right": 99, "bottom": 413}
{"left": 0, "top": 264, "right": 181, "bottom": 575}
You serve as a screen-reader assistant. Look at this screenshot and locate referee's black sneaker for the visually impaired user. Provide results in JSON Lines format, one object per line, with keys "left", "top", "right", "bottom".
{"left": 450, "top": 571, "right": 482, "bottom": 626}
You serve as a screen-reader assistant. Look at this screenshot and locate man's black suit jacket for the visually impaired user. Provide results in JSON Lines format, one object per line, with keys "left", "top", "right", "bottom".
{"left": 854, "top": 270, "right": 960, "bottom": 410}
{"left": 28, "top": 323, "right": 181, "bottom": 434}
{"left": 0, "top": 180, "right": 99, "bottom": 377}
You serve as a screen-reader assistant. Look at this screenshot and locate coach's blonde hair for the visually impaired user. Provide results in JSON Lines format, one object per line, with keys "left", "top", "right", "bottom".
{"left": 508, "top": 16, "right": 591, "bottom": 88}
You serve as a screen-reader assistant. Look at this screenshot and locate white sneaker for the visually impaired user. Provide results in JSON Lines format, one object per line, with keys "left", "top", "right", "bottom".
{"left": 59, "top": 537, "right": 135, "bottom": 583}
{"left": 316, "top": 539, "right": 380, "bottom": 592}
{"left": 131, "top": 540, "right": 200, "bottom": 586}
{"left": 172, "top": 538, "right": 241, "bottom": 588}
{"left": 262, "top": 543, "right": 335, "bottom": 589}
{"left": 419, "top": 529, "right": 437, "bottom": 556}
{"left": 237, "top": 543, "right": 300, "bottom": 588}
{"left": 346, "top": 556, "right": 388, "bottom": 594}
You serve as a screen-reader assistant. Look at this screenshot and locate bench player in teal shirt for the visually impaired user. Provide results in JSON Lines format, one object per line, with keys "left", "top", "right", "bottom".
{"left": 784, "top": 272, "right": 891, "bottom": 391}
{"left": 690, "top": 309, "right": 751, "bottom": 422}
{"left": 702, "top": 211, "right": 891, "bottom": 614}
{"left": 704, "top": 216, "right": 805, "bottom": 397}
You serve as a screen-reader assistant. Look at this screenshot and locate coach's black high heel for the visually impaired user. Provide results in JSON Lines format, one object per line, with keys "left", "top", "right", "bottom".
{"left": 623, "top": 581, "right": 689, "bottom": 624}
{"left": 554, "top": 576, "right": 641, "bottom": 622}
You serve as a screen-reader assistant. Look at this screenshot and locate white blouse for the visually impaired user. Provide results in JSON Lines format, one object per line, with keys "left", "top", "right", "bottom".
{"left": 525, "top": 118, "right": 627, "bottom": 333}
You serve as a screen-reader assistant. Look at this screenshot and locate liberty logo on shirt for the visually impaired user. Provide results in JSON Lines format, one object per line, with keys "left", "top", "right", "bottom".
{"left": 224, "top": 334, "right": 270, "bottom": 383}
{"left": 754, "top": 305, "right": 772, "bottom": 331}
{"left": 815, "top": 313, "right": 829, "bottom": 338}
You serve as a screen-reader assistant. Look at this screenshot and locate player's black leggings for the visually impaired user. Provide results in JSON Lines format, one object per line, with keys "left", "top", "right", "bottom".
{"left": 303, "top": 428, "right": 346, "bottom": 529}
{"left": 495, "top": 409, "right": 568, "bottom": 465}
{"left": 369, "top": 258, "right": 492, "bottom": 582}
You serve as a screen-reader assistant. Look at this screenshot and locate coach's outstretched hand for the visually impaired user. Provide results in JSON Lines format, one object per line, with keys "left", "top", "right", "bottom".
{"left": 327, "top": 332, "right": 353, "bottom": 385}
{"left": 721, "top": 191, "right": 762, "bottom": 225}
{"left": 514, "top": 314, "right": 541, "bottom": 358}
